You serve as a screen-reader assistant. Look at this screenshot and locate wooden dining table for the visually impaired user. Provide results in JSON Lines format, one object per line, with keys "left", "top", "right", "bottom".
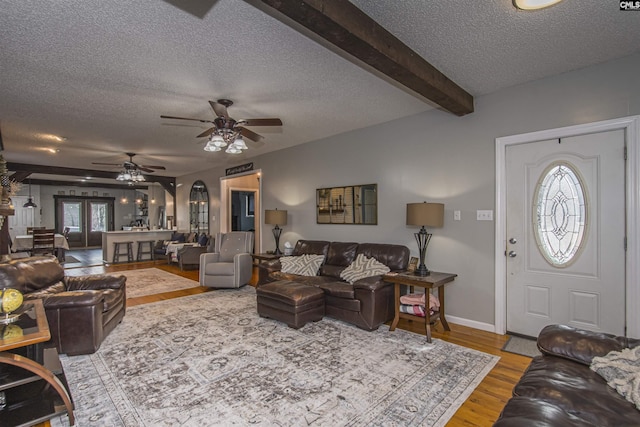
{"left": 11, "top": 234, "right": 70, "bottom": 261}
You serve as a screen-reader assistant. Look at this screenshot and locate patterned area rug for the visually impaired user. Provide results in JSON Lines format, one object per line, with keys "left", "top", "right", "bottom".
{"left": 110, "top": 268, "right": 202, "bottom": 298}
{"left": 53, "top": 288, "right": 499, "bottom": 427}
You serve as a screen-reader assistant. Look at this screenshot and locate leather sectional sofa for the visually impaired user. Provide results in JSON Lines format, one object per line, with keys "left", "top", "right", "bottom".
{"left": 257, "top": 240, "right": 409, "bottom": 331}
{"left": 0, "top": 256, "right": 126, "bottom": 355}
{"left": 494, "top": 324, "right": 640, "bottom": 426}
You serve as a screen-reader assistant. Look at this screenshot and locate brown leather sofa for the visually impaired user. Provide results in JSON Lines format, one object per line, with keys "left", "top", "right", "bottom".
{"left": 494, "top": 324, "right": 640, "bottom": 426}
{"left": 0, "top": 256, "right": 126, "bottom": 355}
{"left": 258, "top": 240, "right": 409, "bottom": 331}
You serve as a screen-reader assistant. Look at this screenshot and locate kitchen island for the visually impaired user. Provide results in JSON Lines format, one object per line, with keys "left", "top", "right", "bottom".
{"left": 102, "top": 229, "right": 173, "bottom": 264}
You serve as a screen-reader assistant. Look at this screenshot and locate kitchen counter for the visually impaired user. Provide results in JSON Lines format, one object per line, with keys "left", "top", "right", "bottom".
{"left": 102, "top": 229, "right": 173, "bottom": 263}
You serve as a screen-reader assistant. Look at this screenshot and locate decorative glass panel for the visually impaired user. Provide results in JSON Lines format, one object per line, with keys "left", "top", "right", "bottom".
{"left": 533, "top": 162, "right": 587, "bottom": 267}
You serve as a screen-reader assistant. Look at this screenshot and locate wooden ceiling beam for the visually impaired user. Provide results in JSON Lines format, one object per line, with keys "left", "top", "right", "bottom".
{"left": 7, "top": 162, "right": 176, "bottom": 198}
{"left": 253, "top": 0, "right": 474, "bottom": 116}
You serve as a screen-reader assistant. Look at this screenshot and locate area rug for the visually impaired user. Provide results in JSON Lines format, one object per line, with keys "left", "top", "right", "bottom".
{"left": 52, "top": 287, "right": 499, "bottom": 427}
{"left": 501, "top": 335, "right": 540, "bottom": 358}
{"left": 110, "top": 268, "right": 202, "bottom": 299}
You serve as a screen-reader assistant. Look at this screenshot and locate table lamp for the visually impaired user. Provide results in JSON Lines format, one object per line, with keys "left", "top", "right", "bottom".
{"left": 406, "top": 202, "right": 444, "bottom": 276}
{"left": 264, "top": 208, "right": 287, "bottom": 255}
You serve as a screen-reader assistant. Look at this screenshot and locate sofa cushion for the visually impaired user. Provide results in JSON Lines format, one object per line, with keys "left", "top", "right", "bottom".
{"left": 186, "top": 232, "right": 197, "bottom": 243}
{"left": 269, "top": 271, "right": 335, "bottom": 286}
{"left": 280, "top": 254, "right": 325, "bottom": 276}
{"left": 293, "top": 240, "right": 330, "bottom": 257}
{"left": 357, "top": 243, "right": 409, "bottom": 271}
{"left": 318, "top": 281, "right": 355, "bottom": 299}
{"left": 204, "top": 262, "right": 234, "bottom": 276}
{"left": 340, "top": 253, "right": 390, "bottom": 284}
{"left": 197, "top": 233, "right": 209, "bottom": 247}
{"left": 513, "top": 355, "right": 639, "bottom": 425}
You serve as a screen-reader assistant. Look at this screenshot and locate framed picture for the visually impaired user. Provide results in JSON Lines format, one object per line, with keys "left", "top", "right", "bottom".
{"left": 58, "top": 191, "right": 65, "bottom": 195}
{"left": 81, "top": 191, "right": 88, "bottom": 196}
{"left": 407, "top": 256, "right": 419, "bottom": 272}
{"left": 103, "top": 193, "right": 109, "bottom": 197}
{"left": 69, "top": 190, "right": 75, "bottom": 196}
{"left": 93, "top": 191, "right": 98, "bottom": 196}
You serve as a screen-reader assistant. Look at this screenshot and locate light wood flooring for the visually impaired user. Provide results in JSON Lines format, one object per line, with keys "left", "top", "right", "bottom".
{"left": 43, "top": 250, "right": 528, "bottom": 427}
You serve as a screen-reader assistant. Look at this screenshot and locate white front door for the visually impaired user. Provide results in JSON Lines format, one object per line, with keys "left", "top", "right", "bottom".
{"left": 505, "top": 129, "right": 626, "bottom": 337}
{"left": 8, "top": 195, "right": 38, "bottom": 237}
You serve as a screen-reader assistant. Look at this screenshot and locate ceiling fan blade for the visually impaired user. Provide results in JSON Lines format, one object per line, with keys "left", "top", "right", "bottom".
{"left": 140, "top": 164, "right": 166, "bottom": 170}
{"left": 241, "top": 118, "right": 282, "bottom": 127}
{"left": 91, "top": 162, "right": 121, "bottom": 166}
{"left": 210, "top": 101, "right": 229, "bottom": 119}
{"left": 137, "top": 166, "right": 155, "bottom": 173}
{"left": 196, "top": 127, "right": 216, "bottom": 138}
{"left": 161, "top": 115, "right": 213, "bottom": 124}
{"left": 239, "top": 127, "right": 264, "bottom": 142}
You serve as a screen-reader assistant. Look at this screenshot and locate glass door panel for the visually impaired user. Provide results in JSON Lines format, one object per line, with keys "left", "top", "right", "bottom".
{"left": 88, "top": 202, "right": 109, "bottom": 246}
{"left": 62, "top": 201, "right": 83, "bottom": 247}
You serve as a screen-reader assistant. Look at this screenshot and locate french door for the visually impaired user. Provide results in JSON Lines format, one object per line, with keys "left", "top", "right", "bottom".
{"left": 55, "top": 197, "right": 114, "bottom": 248}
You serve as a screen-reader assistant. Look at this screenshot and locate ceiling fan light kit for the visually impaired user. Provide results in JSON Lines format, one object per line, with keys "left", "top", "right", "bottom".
{"left": 513, "top": 0, "right": 563, "bottom": 10}
{"left": 161, "top": 99, "right": 282, "bottom": 155}
{"left": 92, "top": 153, "right": 164, "bottom": 183}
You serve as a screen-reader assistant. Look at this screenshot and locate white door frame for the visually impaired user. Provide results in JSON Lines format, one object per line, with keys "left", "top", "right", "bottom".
{"left": 495, "top": 116, "right": 640, "bottom": 338}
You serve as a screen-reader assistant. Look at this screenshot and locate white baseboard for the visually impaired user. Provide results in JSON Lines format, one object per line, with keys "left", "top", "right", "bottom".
{"left": 446, "top": 315, "right": 499, "bottom": 334}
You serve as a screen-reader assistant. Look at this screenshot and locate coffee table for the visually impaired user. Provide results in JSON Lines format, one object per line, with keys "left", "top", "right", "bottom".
{"left": 0, "top": 299, "right": 75, "bottom": 426}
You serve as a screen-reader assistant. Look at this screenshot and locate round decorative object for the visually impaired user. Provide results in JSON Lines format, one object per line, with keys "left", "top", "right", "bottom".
{"left": 0, "top": 288, "right": 23, "bottom": 314}
{"left": 0, "top": 323, "right": 23, "bottom": 339}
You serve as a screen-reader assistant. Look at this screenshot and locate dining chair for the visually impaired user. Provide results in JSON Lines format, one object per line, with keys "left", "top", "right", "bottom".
{"left": 27, "top": 226, "right": 46, "bottom": 235}
{"left": 31, "top": 228, "right": 56, "bottom": 257}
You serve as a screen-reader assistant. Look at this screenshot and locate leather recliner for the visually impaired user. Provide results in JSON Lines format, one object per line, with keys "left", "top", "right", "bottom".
{"left": 0, "top": 256, "right": 126, "bottom": 355}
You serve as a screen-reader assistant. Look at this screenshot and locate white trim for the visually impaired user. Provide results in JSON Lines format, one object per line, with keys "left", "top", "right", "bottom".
{"left": 495, "top": 116, "right": 640, "bottom": 338}
{"left": 446, "top": 315, "right": 497, "bottom": 334}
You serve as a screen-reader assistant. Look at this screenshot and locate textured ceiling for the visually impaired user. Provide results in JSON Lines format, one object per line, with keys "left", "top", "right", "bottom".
{"left": 0, "top": 0, "right": 638, "bottom": 184}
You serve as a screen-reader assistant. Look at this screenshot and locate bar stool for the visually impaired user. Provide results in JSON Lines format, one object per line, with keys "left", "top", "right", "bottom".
{"left": 136, "top": 240, "right": 155, "bottom": 261}
{"left": 113, "top": 241, "right": 134, "bottom": 263}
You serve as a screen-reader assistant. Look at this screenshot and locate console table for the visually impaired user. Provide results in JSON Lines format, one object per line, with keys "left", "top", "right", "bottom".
{"left": 383, "top": 271, "right": 457, "bottom": 343}
{"left": 0, "top": 299, "right": 74, "bottom": 426}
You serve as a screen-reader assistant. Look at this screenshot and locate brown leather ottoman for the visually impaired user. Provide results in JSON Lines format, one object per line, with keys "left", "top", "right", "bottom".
{"left": 256, "top": 280, "right": 325, "bottom": 329}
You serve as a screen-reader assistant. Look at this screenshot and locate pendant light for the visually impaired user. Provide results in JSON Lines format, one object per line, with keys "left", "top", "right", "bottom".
{"left": 23, "top": 179, "right": 37, "bottom": 208}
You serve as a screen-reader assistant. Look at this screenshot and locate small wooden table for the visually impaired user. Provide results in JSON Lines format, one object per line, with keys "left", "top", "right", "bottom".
{"left": 0, "top": 299, "right": 75, "bottom": 426}
{"left": 384, "top": 271, "right": 457, "bottom": 343}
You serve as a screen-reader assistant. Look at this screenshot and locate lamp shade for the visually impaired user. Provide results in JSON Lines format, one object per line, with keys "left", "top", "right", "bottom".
{"left": 513, "top": 0, "right": 562, "bottom": 10}
{"left": 406, "top": 202, "right": 444, "bottom": 227}
{"left": 265, "top": 209, "right": 287, "bottom": 226}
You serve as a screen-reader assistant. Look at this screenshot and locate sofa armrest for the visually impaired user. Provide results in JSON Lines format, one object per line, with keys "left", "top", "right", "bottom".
{"left": 65, "top": 274, "right": 126, "bottom": 291}
{"left": 39, "top": 290, "right": 104, "bottom": 309}
{"left": 352, "top": 276, "right": 390, "bottom": 291}
{"left": 537, "top": 324, "right": 640, "bottom": 365}
{"left": 200, "top": 252, "right": 221, "bottom": 264}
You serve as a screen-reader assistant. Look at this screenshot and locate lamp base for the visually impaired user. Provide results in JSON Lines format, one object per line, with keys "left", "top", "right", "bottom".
{"left": 414, "top": 265, "right": 431, "bottom": 276}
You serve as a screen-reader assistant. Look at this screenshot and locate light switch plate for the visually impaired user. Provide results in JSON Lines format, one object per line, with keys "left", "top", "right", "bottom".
{"left": 454, "top": 210, "right": 461, "bottom": 221}
{"left": 477, "top": 210, "right": 493, "bottom": 221}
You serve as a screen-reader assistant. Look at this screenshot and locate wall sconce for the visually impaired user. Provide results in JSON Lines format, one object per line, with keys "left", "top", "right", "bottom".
{"left": 406, "top": 202, "right": 444, "bottom": 276}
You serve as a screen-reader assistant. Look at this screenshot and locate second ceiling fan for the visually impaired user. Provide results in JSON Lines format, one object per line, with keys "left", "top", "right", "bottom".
{"left": 161, "top": 99, "right": 282, "bottom": 154}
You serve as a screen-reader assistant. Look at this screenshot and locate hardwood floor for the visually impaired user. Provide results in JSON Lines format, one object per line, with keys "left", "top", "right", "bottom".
{"left": 45, "top": 252, "right": 527, "bottom": 427}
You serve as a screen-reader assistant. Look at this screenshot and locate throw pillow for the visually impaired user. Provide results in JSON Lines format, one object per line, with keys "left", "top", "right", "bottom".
{"left": 197, "top": 233, "right": 208, "bottom": 247}
{"left": 340, "top": 253, "right": 390, "bottom": 284}
{"left": 280, "top": 254, "right": 325, "bottom": 276}
{"left": 590, "top": 346, "right": 640, "bottom": 409}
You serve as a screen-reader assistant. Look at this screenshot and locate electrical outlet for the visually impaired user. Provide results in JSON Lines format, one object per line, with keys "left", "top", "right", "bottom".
{"left": 454, "top": 210, "right": 461, "bottom": 221}
{"left": 477, "top": 210, "right": 493, "bottom": 221}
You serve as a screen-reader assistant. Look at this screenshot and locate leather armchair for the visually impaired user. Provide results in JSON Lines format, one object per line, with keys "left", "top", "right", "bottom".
{"left": 0, "top": 256, "right": 126, "bottom": 355}
{"left": 199, "top": 232, "right": 253, "bottom": 288}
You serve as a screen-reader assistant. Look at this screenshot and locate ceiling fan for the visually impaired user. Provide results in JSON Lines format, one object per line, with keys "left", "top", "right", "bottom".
{"left": 161, "top": 99, "right": 282, "bottom": 153}
{"left": 92, "top": 153, "right": 166, "bottom": 182}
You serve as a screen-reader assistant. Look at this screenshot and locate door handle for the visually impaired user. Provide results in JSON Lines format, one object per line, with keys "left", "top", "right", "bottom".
{"left": 509, "top": 238, "right": 517, "bottom": 244}
{"left": 508, "top": 251, "right": 517, "bottom": 258}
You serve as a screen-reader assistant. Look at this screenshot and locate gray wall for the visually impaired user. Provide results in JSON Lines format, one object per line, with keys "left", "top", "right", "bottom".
{"left": 179, "top": 52, "right": 640, "bottom": 329}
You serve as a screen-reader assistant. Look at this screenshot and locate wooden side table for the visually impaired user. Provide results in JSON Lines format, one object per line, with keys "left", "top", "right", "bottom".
{"left": 0, "top": 299, "right": 75, "bottom": 426}
{"left": 251, "top": 253, "right": 283, "bottom": 287}
{"left": 383, "top": 271, "right": 457, "bottom": 343}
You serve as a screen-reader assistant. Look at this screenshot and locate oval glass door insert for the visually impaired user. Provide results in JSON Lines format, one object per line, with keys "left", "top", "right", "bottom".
{"left": 533, "top": 162, "right": 587, "bottom": 267}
